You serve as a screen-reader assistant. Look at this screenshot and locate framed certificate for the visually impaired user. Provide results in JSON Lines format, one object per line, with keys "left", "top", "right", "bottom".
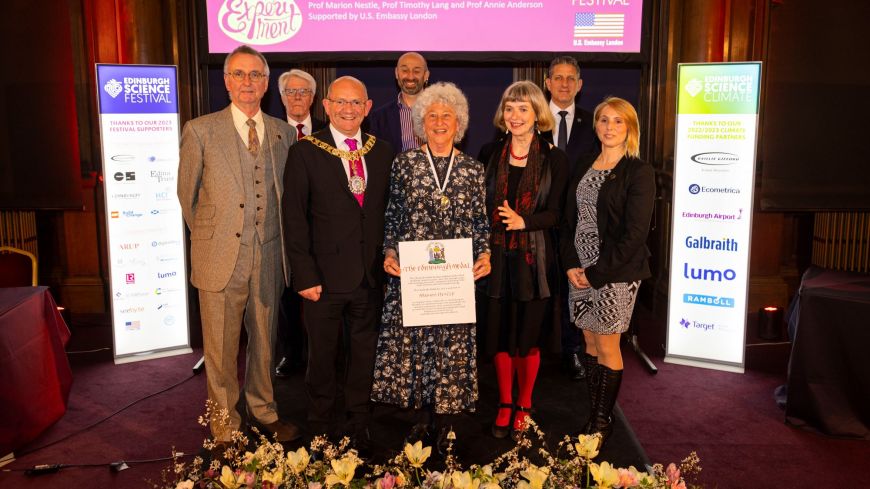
{"left": 398, "top": 238, "right": 476, "bottom": 327}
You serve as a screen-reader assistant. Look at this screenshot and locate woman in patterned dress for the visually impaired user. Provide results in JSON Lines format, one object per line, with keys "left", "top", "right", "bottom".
{"left": 559, "top": 97, "right": 655, "bottom": 449}
{"left": 370, "top": 82, "right": 491, "bottom": 450}
{"left": 480, "top": 81, "right": 569, "bottom": 440}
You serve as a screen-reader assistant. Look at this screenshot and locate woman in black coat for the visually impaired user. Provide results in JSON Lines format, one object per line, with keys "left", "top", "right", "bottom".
{"left": 480, "top": 81, "right": 569, "bottom": 440}
{"left": 559, "top": 96, "right": 655, "bottom": 449}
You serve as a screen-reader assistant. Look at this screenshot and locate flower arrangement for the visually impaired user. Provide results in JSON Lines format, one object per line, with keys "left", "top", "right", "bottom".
{"left": 155, "top": 401, "right": 701, "bottom": 489}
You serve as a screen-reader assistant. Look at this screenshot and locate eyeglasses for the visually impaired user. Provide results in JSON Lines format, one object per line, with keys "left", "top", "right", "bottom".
{"left": 327, "top": 98, "right": 367, "bottom": 109}
{"left": 225, "top": 70, "right": 268, "bottom": 82}
{"left": 281, "top": 88, "right": 313, "bottom": 97}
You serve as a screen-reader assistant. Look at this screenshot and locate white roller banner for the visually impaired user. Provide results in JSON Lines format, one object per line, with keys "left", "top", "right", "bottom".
{"left": 666, "top": 62, "right": 762, "bottom": 373}
{"left": 96, "top": 64, "right": 191, "bottom": 364}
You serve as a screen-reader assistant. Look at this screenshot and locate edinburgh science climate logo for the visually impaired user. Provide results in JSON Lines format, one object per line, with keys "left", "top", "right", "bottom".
{"left": 218, "top": 0, "right": 303, "bottom": 45}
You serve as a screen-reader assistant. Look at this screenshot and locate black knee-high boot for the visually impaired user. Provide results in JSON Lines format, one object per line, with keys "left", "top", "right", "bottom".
{"left": 581, "top": 354, "right": 599, "bottom": 435}
{"left": 588, "top": 364, "right": 622, "bottom": 449}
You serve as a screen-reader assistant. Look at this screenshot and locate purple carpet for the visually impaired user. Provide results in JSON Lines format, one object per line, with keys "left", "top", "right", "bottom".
{"left": 1, "top": 312, "right": 868, "bottom": 488}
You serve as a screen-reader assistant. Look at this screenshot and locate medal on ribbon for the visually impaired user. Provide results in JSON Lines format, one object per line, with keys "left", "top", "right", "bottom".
{"left": 425, "top": 145, "right": 456, "bottom": 212}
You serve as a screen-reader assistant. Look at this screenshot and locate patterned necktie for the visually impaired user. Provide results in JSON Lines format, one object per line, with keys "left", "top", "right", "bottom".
{"left": 345, "top": 138, "right": 365, "bottom": 207}
{"left": 246, "top": 119, "right": 260, "bottom": 156}
{"left": 296, "top": 123, "right": 305, "bottom": 140}
{"left": 558, "top": 110, "right": 568, "bottom": 151}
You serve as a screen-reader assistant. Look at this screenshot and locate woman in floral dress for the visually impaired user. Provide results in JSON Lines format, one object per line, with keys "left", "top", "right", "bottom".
{"left": 370, "top": 82, "right": 491, "bottom": 450}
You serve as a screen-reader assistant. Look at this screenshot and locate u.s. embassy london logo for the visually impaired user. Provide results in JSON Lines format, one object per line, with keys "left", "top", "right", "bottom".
{"left": 218, "top": 0, "right": 303, "bottom": 45}
{"left": 104, "top": 79, "right": 123, "bottom": 98}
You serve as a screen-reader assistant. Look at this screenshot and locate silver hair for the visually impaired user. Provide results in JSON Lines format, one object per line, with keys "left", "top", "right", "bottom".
{"left": 278, "top": 69, "right": 316, "bottom": 95}
{"left": 223, "top": 45, "right": 270, "bottom": 76}
{"left": 411, "top": 82, "right": 469, "bottom": 143}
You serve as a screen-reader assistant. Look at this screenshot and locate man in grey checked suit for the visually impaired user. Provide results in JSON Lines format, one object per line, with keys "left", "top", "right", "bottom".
{"left": 178, "top": 45, "right": 299, "bottom": 442}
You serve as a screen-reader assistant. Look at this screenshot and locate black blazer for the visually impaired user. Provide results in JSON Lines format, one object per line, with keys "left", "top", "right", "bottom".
{"left": 540, "top": 106, "right": 598, "bottom": 180}
{"left": 366, "top": 98, "right": 403, "bottom": 153}
{"left": 481, "top": 134, "right": 569, "bottom": 301}
{"left": 559, "top": 153, "right": 655, "bottom": 289}
{"left": 282, "top": 128, "right": 394, "bottom": 293}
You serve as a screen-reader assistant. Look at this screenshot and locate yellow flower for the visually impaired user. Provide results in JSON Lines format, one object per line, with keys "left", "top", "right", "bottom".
{"left": 262, "top": 467, "right": 284, "bottom": 485}
{"left": 219, "top": 466, "right": 241, "bottom": 489}
{"left": 450, "top": 470, "right": 481, "bottom": 489}
{"left": 242, "top": 450, "right": 256, "bottom": 464}
{"left": 630, "top": 465, "right": 656, "bottom": 486}
{"left": 480, "top": 483, "right": 501, "bottom": 489}
{"left": 574, "top": 433, "right": 601, "bottom": 459}
{"left": 518, "top": 464, "right": 549, "bottom": 489}
{"left": 285, "top": 446, "right": 310, "bottom": 474}
{"left": 403, "top": 440, "right": 432, "bottom": 468}
{"left": 174, "top": 481, "right": 194, "bottom": 489}
{"left": 590, "top": 461, "right": 620, "bottom": 489}
{"left": 324, "top": 456, "right": 358, "bottom": 487}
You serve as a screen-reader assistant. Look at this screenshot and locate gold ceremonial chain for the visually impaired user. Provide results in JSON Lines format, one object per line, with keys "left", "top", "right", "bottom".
{"left": 302, "top": 134, "right": 377, "bottom": 160}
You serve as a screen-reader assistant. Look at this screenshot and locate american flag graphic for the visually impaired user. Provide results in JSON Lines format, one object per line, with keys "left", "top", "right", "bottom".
{"left": 574, "top": 13, "right": 625, "bottom": 38}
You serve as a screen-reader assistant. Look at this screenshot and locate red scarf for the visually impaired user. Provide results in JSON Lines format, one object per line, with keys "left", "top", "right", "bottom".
{"left": 491, "top": 134, "right": 541, "bottom": 258}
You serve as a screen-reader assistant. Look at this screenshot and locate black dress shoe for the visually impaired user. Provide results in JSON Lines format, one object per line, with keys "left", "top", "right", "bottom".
{"left": 348, "top": 426, "right": 372, "bottom": 459}
{"left": 405, "top": 422, "right": 431, "bottom": 446}
{"left": 274, "top": 356, "right": 293, "bottom": 377}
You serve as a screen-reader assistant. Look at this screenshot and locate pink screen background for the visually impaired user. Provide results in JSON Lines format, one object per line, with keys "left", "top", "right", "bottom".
{"left": 206, "top": 0, "right": 643, "bottom": 54}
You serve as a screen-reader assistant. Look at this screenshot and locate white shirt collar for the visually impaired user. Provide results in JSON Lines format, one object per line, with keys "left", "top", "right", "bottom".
{"left": 549, "top": 99, "right": 575, "bottom": 119}
{"left": 288, "top": 114, "right": 312, "bottom": 132}
{"left": 230, "top": 103, "right": 265, "bottom": 143}
{"left": 329, "top": 125, "right": 363, "bottom": 150}
{"left": 328, "top": 125, "right": 366, "bottom": 180}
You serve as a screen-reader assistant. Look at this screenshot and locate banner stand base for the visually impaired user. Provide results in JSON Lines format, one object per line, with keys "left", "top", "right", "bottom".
{"left": 664, "top": 355, "right": 744, "bottom": 374}
{"left": 627, "top": 334, "right": 657, "bottom": 374}
{"left": 114, "top": 346, "right": 193, "bottom": 365}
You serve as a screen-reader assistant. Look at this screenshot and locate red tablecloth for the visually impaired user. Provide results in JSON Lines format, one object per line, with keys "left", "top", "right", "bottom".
{"left": 0, "top": 286, "right": 72, "bottom": 454}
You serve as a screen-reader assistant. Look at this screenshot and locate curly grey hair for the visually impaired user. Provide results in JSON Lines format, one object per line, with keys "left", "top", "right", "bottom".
{"left": 411, "top": 82, "right": 469, "bottom": 143}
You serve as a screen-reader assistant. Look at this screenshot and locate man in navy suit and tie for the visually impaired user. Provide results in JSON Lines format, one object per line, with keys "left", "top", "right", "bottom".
{"left": 282, "top": 76, "right": 394, "bottom": 453}
{"left": 541, "top": 56, "right": 599, "bottom": 381}
{"left": 541, "top": 56, "right": 598, "bottom": 180}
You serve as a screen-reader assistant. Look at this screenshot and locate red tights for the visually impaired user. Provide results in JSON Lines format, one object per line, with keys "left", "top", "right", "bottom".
{"left": 493, "top": 348, "right": 541, "bottom": 429}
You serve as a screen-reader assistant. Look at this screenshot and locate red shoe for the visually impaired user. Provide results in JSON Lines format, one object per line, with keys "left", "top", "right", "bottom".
{"left": 491, "top": 403, "right": 512, "bottom": 439}
{"left": 511, "top": 405, "right": 532, "bottom": 441}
